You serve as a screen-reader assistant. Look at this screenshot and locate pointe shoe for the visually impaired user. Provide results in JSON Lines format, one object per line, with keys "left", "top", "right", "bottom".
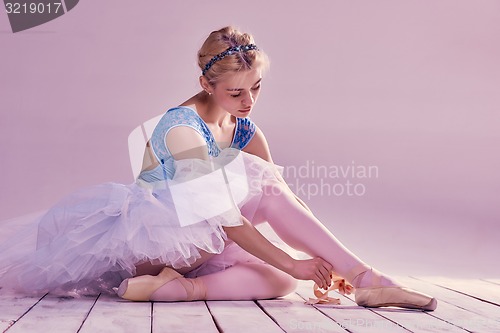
{"left": 355, "top": 286, "right": 437, "bottom": 311}
{"left": 347, "top": 265, "right": 437, "bottom": 311}
{"left": 115, "top": 267, "right": 182, "bottom": 301}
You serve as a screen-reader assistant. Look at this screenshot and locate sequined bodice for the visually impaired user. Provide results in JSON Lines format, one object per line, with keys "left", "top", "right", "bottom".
{"left": 138, "top": 106, "right": 256, "bottom": 182}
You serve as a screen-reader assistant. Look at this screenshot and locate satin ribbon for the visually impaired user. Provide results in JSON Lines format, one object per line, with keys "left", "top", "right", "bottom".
{"left": 304, "top": 272, "right": 354, "bottom": 305}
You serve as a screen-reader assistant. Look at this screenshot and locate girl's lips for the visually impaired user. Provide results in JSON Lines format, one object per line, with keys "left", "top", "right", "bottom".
{"left": 239, "top": 108, "right": 251, "bottom": 113}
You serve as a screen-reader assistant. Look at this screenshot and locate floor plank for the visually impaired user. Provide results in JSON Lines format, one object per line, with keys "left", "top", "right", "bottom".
{"left": 257, "top": 292, "right": 348, "bottom": 333}
{"left": 398, "top": 276, "right": 500, "bottom": 331}
{"left": 295, "top": 281, "right": 410, "bottom": 333}
{"left": 481, "top": 278, "right": 500, "bottom": 286}
{"left": 417, "top": 277, "right": 500, "bottom": 305}
{"left": 1, "top": 276, "right": 498, "bottom": 332}
{"left": 206, "top": 300, "right": 283, "bottom": 333}
{"left": 152, "top": 301, "right": 218, "bottom": 333}
{"left": 367, "top": 307, "right": 467, "bottom": 333}
{"left": 0, "top": 293, "right": 45, "bottom": 332}
{"left": 424, "top": 298, "right": 500, "bottom": 332}
{"left": 78, "top": 295, "right": 151, "bottom": 333}
{"left": 337, "top": 278, "right": 472, "bottom": 333}
{"left": 6, "top": 294, "right": 97, "bottom": 333}
{"left": 405, "top": 276, "right": 500, "bottom": 321}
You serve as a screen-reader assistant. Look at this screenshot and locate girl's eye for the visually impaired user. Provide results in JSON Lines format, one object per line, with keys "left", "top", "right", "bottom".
{"left": 230, "top": 85, "right": 261, "bottom": 98}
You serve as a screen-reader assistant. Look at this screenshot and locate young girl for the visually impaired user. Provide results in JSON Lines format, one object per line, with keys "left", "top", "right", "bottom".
{"left": 0, "top": 26, "right": 436, "bottom": 311}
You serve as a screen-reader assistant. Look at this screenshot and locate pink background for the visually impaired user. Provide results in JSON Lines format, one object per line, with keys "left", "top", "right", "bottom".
{"left": 1, "top": 0, "right": 499, "bottom": 277}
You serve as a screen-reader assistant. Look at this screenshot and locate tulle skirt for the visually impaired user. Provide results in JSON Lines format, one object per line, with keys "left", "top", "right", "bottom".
{"left": 0, "top": 149, "right": 283, "bottom": 296}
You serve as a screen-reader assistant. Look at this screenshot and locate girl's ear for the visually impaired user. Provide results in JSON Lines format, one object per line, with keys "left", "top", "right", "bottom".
{"left": 199, "top": 76, "right": 213, "bottom": 94}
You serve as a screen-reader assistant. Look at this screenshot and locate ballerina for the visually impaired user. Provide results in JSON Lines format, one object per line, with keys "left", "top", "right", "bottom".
{"left": 116, "top": 27, "right": 436, "bottom": 310}
{"left": 0, "top": 26, "right": 436, "bottom": 311}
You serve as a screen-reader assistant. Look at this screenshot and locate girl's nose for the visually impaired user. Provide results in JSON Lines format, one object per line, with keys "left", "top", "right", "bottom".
{"left": 242, "top": 90, "right": 254, "bottom": 107}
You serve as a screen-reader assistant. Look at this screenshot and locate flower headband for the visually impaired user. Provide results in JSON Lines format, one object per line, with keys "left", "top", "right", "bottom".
{"left": 202, "top": 44, "right": 259, "bottom": 75}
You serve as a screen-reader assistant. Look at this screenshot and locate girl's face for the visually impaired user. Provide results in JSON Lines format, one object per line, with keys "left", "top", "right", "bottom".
{"left": 211, "top": 68, "right": 262, "bottom": 118}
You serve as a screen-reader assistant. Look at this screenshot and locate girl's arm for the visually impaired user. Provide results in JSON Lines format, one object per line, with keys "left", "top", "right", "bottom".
{"left": 167, "top": 126, "right": 332, "bottom": 289}
{"left": 223, "top": 217, "right": 332, "bottom": 289}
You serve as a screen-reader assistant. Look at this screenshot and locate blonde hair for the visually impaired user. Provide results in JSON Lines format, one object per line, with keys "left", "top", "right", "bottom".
{"left": 198, "top": 26, "right": 270, "bottom": 85}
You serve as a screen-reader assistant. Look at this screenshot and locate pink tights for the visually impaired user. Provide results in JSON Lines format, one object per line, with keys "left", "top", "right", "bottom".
{"left": 151, "top": 262, "right": 297, "bottom": 301}
{"left": 150, "top": 182, "right": 397, "bottom": 301}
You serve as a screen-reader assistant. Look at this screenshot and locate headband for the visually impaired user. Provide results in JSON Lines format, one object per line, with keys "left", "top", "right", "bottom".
{"left": 202, "top": 44, "right": 259, "bottom": 76}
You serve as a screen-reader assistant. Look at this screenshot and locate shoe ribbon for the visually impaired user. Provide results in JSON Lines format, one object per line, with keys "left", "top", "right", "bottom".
{"left": 305, "top": 272, "right": 354, "bottom": 305}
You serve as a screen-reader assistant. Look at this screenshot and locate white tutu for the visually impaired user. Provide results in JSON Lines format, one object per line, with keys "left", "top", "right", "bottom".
{"left": 0, "top": 149, "right": 283, "bottom": 296}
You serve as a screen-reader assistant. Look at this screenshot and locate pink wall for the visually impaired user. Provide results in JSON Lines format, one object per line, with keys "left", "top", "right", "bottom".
{"left": 1, "top": 0, "right": 499, "bottom": 277}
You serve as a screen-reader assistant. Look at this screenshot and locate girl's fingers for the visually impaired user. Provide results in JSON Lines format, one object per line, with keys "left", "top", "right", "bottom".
{"left": 324, "top": 261, "right": 333, "bottom": 272}
{"left": 319, "top": 265, "right": 332, "bottom": 287}
{"left": 314, "top": 272, "right": 326, "bottom": 289}
{"left": 318, "top": 270, "right": 330, "bottom": 290}
{"left": 315, "top": 257, "right": 333, "bottom": 288}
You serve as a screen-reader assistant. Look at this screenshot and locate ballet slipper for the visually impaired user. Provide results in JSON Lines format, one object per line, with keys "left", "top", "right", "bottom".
{"left": 347, "top": 264, "right": 437, "bottom": 311}
{"left": 115, "top": 267, "right": 183, "bottom": 301}
{"left": 169, "top": 275, "right": 207, "bottom": 301}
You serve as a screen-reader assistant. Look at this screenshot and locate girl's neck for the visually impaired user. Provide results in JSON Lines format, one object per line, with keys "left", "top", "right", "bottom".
{"left": 196, "top": 92, "right": 234, "bottom": 128}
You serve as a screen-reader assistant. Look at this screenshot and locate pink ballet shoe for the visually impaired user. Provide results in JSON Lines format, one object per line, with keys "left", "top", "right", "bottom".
{"left": 115, "top": 267, "right": 183, "bottom": 301}
{"left": 348, "top": 265, "right": 437, "bottom": 311}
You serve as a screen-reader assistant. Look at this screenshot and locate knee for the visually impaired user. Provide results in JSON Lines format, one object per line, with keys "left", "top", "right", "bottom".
{"left": 258, "top": 264, "right": 298, "bottom": 297}
{"left": 275, "top": 273, "right": 298, "bottom": 297}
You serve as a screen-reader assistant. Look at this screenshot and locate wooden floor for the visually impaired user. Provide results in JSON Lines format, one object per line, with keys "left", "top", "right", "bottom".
{"left": 1, "top": 276, "right": 499, "bottom": 333}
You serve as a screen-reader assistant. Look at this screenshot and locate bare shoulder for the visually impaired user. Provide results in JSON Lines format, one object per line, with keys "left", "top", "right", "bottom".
{"left": 242, "top": 125, "right": 273, "bottom": 163}
{"left": 179, "top": 92, "right": 206, "bottom": 112}
{"left": 166, "top": 126, "right": 208, "bottom": 160}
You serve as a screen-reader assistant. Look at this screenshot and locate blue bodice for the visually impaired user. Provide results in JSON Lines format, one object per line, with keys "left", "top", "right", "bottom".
{"left": 138, "top": 106, "right": 256, "bottom": 182}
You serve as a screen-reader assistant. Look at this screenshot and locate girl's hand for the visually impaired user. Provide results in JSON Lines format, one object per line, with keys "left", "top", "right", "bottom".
{"left": 290, "top": 257, "right": 333, "bottom": 290}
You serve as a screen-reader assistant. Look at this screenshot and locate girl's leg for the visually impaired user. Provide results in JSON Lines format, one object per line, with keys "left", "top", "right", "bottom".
{"left": 149, "top": 262, "right": 297, "bottom": 301}
{"left": 253, "top": 182, "right": 397, "bottom": 288}
{"left": 120, "top": 182, "right": 434, "bottom": 308}
{"left": 250, "top": 183, "right": 437, "bottom": 310}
